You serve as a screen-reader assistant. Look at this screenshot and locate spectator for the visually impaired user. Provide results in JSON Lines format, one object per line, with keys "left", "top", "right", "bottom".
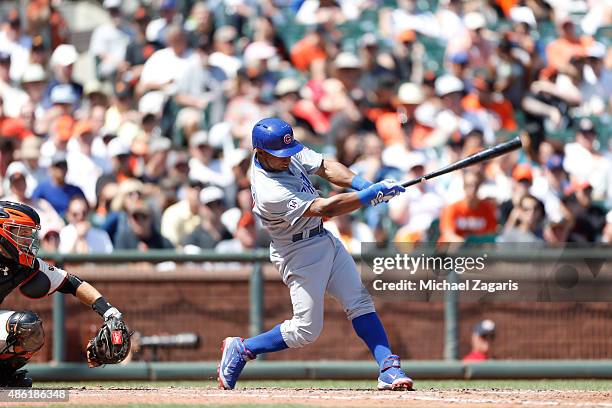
{"left": 181, "top": 186, "right": 232, "bottom": 250}
{"left": 602, "top": 211, "right": 612, "bottom": 244}
{"left": 175, "top": 39, "right": 226, "bottom": 141}
{"left": 89, "top": 0, "right": 134, "bottom": 80}
{"left": 59, "top": 196, "right": 113, "bottom": 254}
{"left": 565, "top": 182, "right": 607, "bottom": 243}
{"left": 208, "top": 25, "right": 241, "bottom": 80}
{"left": 531, "top": 154, "right": 568, "bottom": 224}
{"left": 324, "top": 213, "right": 374, "bottom": 254}
{"left": 136, "top": 25, "right": 197, "bottom": 105}
{"left": 20, "top": 64, "right": 47, "bottom": 120}
{"left": 146, "top": 0, "right": 180, "bottom": 46}
{"left": 31, "top": 152, "right": 86, "bottom": 217}
{"left": 10, "top": 136, "right": 46, "bottom": 196}
{"left": 1, "top": 161, "right": 64, "bottom": 234}
{"left": 43, "top": 44, "right": 83, "bottom": 109}
{"left": 0, "top": 52, "right": 28, "bottom": 118}
{"left": 579, "top": 42, "right": 611, "bottom": 116}
{"left": 40, "top": 114, "right": 74, "bottom": 167}
{"left": 123, "top": 6, "right": 159, "bottom": 88}
{"left": 0, "top": 9, "right": 31, "bottom": 82}
{"left": 462, "top": 74, "right": 517, "bottom": 132}
{"left": 95, "top": 137, "right": 133, "bottom": 196}
{"left": 215, "top": 211, "right": 257, "bottom": 253}
{"left": 161, "top": 179, "right": 204, "bottom": 247}
{"left": 499, "top": 163, "right": 534, "bottom": 225}
{"left": 499, "top": 194, "right": 546, "bottom": 243}
{"left": 439, "top": 170, "right": 497, "bottom": 242}
{"left": 188, "top": 130, "right": 233, "bottom": 188}
{"left": 115, "top": 199, "right": 173, "bottom": 251}
{"left": 545, "top": 18, "right": 593, "bottom": 71}
{"left": 66, "top": 120, "right": 106, "bottom": 205}
{"left": 463, "top": 319, "right": 496, "bottom": 362}
{"left": 390, "top": 157, "right": 444, "bottom": 242}
{"left": 563, "top": 118, "right": 611, "bottom": 201}
{"left": 184, "top": 2, "right": 216, "bottom": 49}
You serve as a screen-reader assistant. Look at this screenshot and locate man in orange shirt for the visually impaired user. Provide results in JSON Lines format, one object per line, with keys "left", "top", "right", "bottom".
{"left": 462, "top": 75, "right": 517, "bottom": 131}
{"left": 545, "top": 19, "right": 593, "bottom": 70}
{"left": 440, "top": 170, "right": 497, "bottom": 242}
{"left": 290, "top": 27, "right": 327, "bottom": 73}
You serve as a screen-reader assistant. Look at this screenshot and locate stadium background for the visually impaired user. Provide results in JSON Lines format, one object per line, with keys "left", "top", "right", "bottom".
{"left": 0, "top": 0, "right": 610, "bottom": 369}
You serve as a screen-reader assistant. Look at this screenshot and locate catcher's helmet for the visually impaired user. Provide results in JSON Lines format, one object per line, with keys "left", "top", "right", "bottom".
{"left": 0, "top": 201, "right": 41, "bottom": 268}
{"left": 252, "top": 118, "right": 303, "bottom": 158}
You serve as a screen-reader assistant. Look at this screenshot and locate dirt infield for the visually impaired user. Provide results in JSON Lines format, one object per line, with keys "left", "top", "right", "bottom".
{"left": 5, "top": 387, "right": 612, "bottom": 407}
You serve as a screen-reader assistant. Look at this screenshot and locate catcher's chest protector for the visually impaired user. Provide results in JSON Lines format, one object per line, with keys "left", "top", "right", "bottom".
{"left": 0, "top": 257, "right": 36, "bottom": 304}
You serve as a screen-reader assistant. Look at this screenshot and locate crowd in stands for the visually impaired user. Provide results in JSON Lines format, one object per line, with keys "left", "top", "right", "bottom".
{"left": 0, "top": 0, "right": 610, "bottom": 254}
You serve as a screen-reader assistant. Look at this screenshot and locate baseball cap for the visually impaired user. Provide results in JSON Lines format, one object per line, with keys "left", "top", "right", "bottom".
{"left": 107, "top": 138, "right": 131, "bottom": 157}
{"left": 189, "top": 131, "right": 209, "bottom": 148}
{"left": 0, "top": 51, "right": 11, "bottom": 63}
{"left": 397, "top": 29, "right": 416, "bottom": 43}
{"left": 435, "top": 75, "right": 464, "bottom": 96}
{"left": 334, "top": 52, "right": 361, "bottom": 70}
{"left": 214, "top": 26, "right": 238, "bottom": 43}
{"left": 200, "top": 186, "right": 225, "bottom": 205}
{"left": 50, "top": 152, "right": 68, "bottom": 166}
{"left": 21, "top": 64, "right": 46, "bottom": 84}
{"left": 474, "top": 319, "right": 496, "bottom": 337}
{"left": 50, "top": 44, "right": 78, "bottom": 67}
{"left": 6, "top": 161, "right": 28, "bottom": 181}
{"left": 512, "top": 163, "right": 533, "bottom": 182}
{"left": 149, "top": 137, "right": 172, "bottom": 154}
{"left": 50, "top": 84, "right": 77, "bottom": 105}
{"left": 578, "top": 118, "right": 596, "bottom": 134}
{"left": 160, "top": 0, "right": 177, "bottom": 10}
{"left": 226, "top": 148, "right": 250, "bottom": 168}
{"left": 510, "top": 6, "right": 537, "bottom": 27}
{"left": 243, "top": 41, "right": 277, "bottom": 63}
{"left": 18, "top": 136, "right": 42, "bottom": 160}
{"left": 449, "top": 52, "right": 469, "bottom": 65}
{"left": 587, "top": 42, "right": 606, "bottom": 59}
{"left": 73, "top": 120, "right": 94, "bottom": 138}
{"left": 464, "top": 12, "right": 486, "bottom": 30}
{"left": 546, "top": 154, "right": 564, "bottom": 171}
{"left": 103, "top": 0, "right": 121, "bottom": 8}
{"left": 50, "top": 115, "right": 75, "bottom": 141}
{"left": 359, "top": 33, "right": 379, "bottom": 48}
{"left": 397, "top": 82, "right": 425, "bottom": 105}
{"left": 275, "top": 77, "right": 301, "bottom": 96}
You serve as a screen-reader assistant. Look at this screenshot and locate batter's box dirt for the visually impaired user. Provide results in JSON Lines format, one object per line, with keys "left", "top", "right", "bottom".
{"left": 4, "top": 387, "right": 612, "bottom": 407}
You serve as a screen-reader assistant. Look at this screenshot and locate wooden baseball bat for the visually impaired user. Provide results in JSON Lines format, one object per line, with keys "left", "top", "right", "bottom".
{"left": 401, "top": 136, "right": 523, "bottom": 188}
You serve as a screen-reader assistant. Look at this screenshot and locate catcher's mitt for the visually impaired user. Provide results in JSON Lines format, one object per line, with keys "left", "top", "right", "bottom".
{"left": 86, "top": 317, "right": 131, "bottom": 367}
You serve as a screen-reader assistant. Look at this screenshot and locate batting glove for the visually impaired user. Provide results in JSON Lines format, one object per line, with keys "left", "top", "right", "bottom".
{"left": 357, "top": 179, "right": 405, "bottom": 206}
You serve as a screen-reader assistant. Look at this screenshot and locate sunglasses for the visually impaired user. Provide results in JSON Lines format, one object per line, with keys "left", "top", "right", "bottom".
{"left": 130, "top": 212, "right": 150, "bottom": 221}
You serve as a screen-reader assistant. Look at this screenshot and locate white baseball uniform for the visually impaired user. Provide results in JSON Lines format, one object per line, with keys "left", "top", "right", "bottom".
{"left": 251, "top": 147, "right": 375, "bottom": 348}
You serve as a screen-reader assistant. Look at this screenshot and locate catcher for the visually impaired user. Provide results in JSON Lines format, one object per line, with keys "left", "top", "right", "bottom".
{"left": 0, "top": 201, "right": 130, "bottom": 387}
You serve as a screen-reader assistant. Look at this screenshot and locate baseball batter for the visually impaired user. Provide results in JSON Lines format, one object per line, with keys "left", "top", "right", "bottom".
{"left": 218, "top": 118, "right": 412, "bottom": 391}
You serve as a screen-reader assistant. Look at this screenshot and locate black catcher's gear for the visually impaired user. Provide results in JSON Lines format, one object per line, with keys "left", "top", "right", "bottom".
{"left": 2, "top": 311, "right": 44, "bottom": 355}
{"left": 0, "top": 201, "right": 41, "bottom": 268}
{"left": 86, "top": 317, "right": 131, "bottom": 367}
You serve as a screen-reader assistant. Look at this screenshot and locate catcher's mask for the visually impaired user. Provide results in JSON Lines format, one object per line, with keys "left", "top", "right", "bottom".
{"left": 0, "top": 201, "right": 41, "bottom": 268}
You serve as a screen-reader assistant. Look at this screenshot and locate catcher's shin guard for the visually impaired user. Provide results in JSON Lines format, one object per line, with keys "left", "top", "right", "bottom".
{"left": 0, "top": 310, "right": 44, "bottom": 387}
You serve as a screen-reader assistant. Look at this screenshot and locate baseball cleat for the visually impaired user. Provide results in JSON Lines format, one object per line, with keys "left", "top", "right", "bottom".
{"left": 217, "top": 337, "right": 255, "bottom": 390}
{"left": 377, "top": 355, "right": 414, "bottom": 391}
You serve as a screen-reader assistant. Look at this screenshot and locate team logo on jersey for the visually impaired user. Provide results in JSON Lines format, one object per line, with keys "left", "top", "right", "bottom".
{"left": 111, "top": 331, "right": 123, "bottom": 345}
{"left": 283, "top": 134, "right": 293, "bottom": 144}
{"left": 300, "top": 172, "right": 316, "bottom": 194}
{"left": 287, "top": 199, "right": 299, "bottom": 210}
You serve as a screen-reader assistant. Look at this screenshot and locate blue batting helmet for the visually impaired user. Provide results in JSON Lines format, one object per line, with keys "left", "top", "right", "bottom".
{"left": 252, "top": 118, "right": 303, "bottom": 158}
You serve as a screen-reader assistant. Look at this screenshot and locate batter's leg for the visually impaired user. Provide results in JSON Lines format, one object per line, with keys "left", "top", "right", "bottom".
{"left": 326, "top": 237, "right": 413, "bottom": 390}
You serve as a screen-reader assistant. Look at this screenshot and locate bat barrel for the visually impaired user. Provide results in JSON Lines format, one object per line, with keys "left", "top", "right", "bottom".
{"left": 401, "top": 137, "right": 522, "bottom": 188}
